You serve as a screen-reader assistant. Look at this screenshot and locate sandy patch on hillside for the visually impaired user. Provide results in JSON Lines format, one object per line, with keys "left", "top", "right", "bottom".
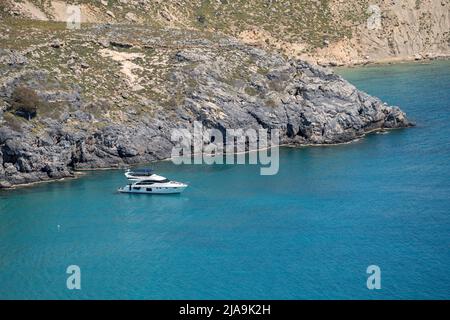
{"left": 50, "top": 0, "right": 109, "bottom": 23}
{"left": 12, "top": 0, "right": 49, "bottom": 20}
{"left": 8, "top": 0, "right": 109, "bottom": 23}
{"left": 99, "top": 49, "right": 145, "bottom": 87}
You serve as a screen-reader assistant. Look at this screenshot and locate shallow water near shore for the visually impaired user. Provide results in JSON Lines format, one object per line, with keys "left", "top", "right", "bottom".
{"left": 1, "top": 60, "right": 449, "bottom": 299}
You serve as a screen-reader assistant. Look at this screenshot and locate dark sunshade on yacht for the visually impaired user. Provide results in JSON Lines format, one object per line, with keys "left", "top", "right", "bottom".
{"left": 128, "top": 168, "right": 153, "bottom": 176}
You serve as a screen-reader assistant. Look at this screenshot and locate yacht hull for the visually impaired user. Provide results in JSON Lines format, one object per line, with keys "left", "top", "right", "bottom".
{"left": 118, "top": 185, "right": 187, "bottom": 194}
{"left": 119, "top": 169, "right": 188, "bottom": 194}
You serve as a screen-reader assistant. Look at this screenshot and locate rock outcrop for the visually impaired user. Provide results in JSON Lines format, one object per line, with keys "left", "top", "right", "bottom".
{"left": 0, "top": 23, "right": 413, "bottom": 188}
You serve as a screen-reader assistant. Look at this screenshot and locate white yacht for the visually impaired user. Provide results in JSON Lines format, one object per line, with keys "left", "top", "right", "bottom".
{"left": 118, "top": 169, "right": 188, "bottom": 194}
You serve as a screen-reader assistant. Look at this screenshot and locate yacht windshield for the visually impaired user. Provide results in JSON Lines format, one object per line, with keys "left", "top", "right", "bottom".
{"left": 130, "top": 171, "right": 153, "bottom": 176}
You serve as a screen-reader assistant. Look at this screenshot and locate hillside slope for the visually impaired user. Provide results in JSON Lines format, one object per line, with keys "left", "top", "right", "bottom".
{"left": 1, "top": 0, "right": 449, "bottom": 65}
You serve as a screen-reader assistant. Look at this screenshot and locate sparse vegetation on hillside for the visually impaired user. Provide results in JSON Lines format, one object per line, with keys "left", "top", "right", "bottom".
{"left": 2, "top": 0, "right": 448, "bottom": 66}
{"left": 0, "top": 0, "right": 368, "bottom": 49}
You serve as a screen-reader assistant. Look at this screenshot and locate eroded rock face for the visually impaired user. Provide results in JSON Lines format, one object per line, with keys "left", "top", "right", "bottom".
{"left": 0, "top": 27, "right": 413, "bottom": 188}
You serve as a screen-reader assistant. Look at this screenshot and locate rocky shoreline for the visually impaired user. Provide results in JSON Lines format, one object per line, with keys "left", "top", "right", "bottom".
{"left": 0, "top": 121, "right": 413, "bottom": 189}
{"left": 0, "top": 126, "right": 410, "bottom": 190}
{"left": 319, "top": 54, "right": 450, "bottom": 68}
{"left": 0, "top": 25, "right": 414, "bottom": 189}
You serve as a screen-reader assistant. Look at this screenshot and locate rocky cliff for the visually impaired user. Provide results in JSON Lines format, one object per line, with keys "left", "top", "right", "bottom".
{"left": 1, "top": 0, "right": 449, "bottom": 65}
{"left": 0, "top": 19, "right": 414, "bottom": 188}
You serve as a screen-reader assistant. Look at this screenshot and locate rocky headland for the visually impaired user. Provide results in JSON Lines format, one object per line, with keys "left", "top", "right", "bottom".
{"left": 0, "top": 17, "right": 415, "bottom": 188}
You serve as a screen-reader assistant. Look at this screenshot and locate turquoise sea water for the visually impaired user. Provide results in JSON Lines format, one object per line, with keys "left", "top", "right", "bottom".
{"left": 0, "top": 61, "right": 449, "bottom": 299}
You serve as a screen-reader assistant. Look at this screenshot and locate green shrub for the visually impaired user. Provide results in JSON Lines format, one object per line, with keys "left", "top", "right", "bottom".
{"left": 10, "top": 86, "right": 44, "bottom": 120}
{"left": 245, "top": 86, "right": 258, "bottom": 96}
{"left": 197, "top": 15, "right": 206, "bottom": 24}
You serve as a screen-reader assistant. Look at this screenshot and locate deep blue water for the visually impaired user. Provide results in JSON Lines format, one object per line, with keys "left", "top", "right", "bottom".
{"left": 0, "top": 61, "right": 449, "bottom": 299}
